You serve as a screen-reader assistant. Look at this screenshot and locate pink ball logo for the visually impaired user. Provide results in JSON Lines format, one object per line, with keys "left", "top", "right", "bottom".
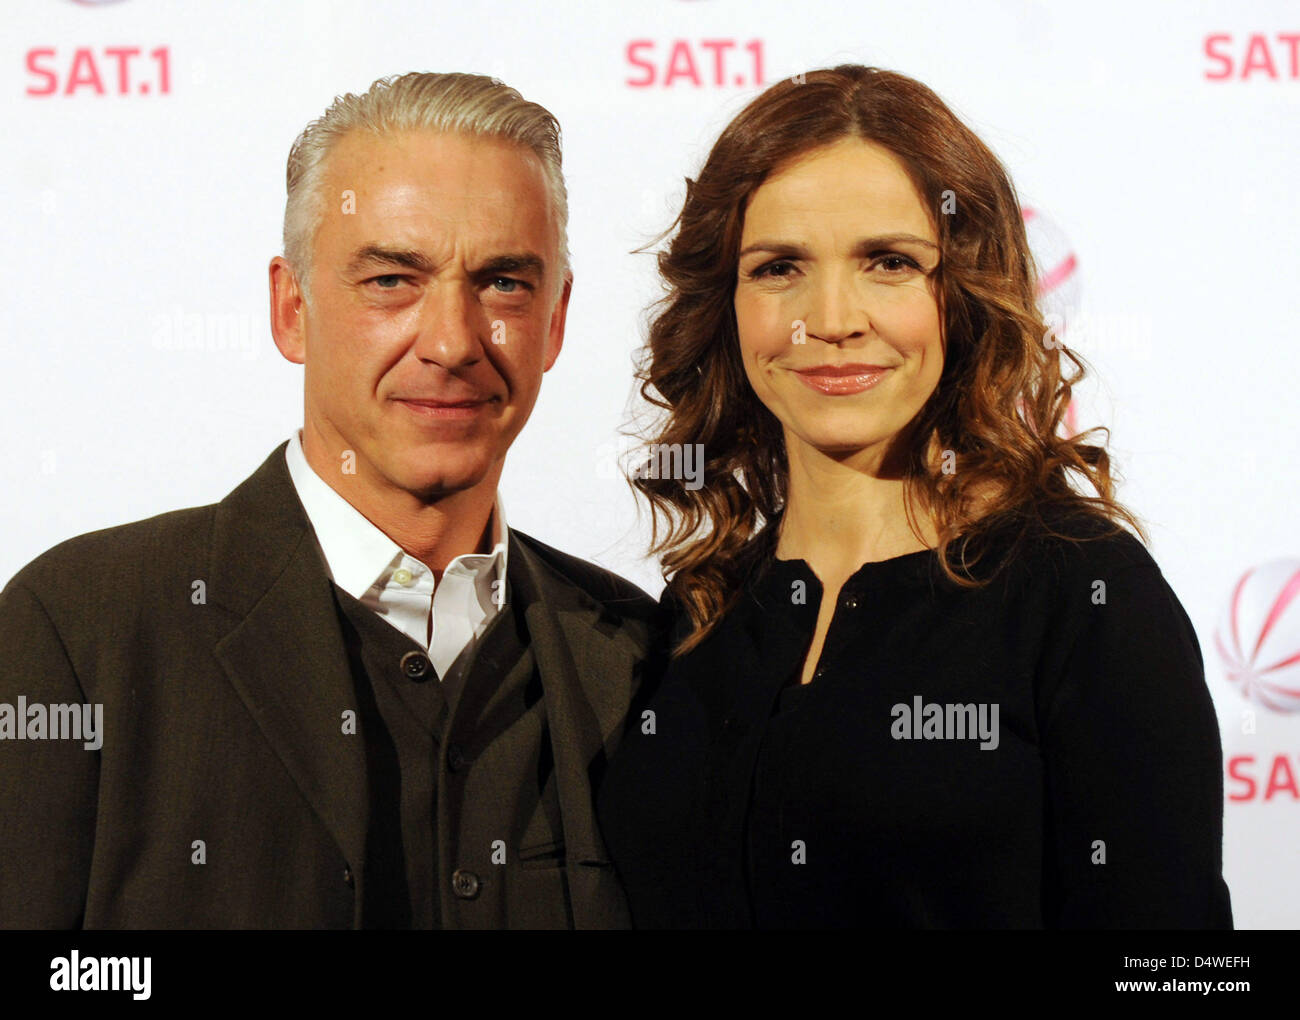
{"left": 1021, "top": 205, "right": 1080, "bottom": 328}
{"left": 1018, "top": 206, "right": 1079, "bottom": 438}
{"left": 1215, "top": 559, "right": 1300, "bottom": 713}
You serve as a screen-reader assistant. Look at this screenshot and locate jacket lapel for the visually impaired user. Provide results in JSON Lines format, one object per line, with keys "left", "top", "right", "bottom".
{"left": 508, "top": 533, "right": 653, "bottom": 928}
{"left": 207, "top": 443, "right": 370, "bottom": 924}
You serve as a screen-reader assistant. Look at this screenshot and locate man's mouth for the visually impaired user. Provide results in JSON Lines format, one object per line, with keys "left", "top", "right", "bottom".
{"left": 392, "top": 396, "right": 497, "bottom": 420}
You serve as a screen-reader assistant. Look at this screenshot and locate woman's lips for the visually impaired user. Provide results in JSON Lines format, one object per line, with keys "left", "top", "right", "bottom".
{"left": 793, "top": 367, "right": 892, "bottom": 396}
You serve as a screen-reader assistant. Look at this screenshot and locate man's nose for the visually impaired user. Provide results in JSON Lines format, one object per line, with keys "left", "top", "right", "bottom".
{"left": 411, "top": 280, "right": 483, "bottom": 368}
{"left": 804, "top": 268, "right": 868, "bottom": 344}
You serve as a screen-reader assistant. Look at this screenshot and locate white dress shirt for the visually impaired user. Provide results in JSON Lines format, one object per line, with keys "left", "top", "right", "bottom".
{"left": 283, "top": 430, "right": 509, "bottom": 681}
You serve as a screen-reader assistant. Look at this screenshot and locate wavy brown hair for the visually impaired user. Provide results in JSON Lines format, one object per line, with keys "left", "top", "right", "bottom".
{"left": 630, "top": 64, "right": 1148, "bottom": 656}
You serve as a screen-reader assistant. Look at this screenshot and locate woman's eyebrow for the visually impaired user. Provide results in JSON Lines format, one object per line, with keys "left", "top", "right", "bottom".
{"left": 738, "top": 234, "right": 939, "bottom": 259}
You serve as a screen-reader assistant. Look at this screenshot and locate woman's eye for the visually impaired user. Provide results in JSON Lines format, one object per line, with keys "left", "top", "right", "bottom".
{"left": 752, "top": 260, "right": 795, "bottom": 279}
{"left": 874, "top": 254, "right": 919, "bottom": 273}
{"left": 749, "top": 256, "right": 920, "bottom": 279}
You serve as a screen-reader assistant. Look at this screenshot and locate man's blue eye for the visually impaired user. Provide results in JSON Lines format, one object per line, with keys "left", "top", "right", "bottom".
{"left": 492, "top": 277, "right": 522, "bottom": 293}
{"left": 374, "top": 275, "right": 404, "bottom": 288}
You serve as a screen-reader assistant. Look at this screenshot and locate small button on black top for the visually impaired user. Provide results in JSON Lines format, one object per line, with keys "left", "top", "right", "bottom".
{"left": 399, "top": 650, "right": 431, "bottom": 681}
{"left": 447, "top": 745, "right": 466, "bottom": 772}
{"left": 343, "top": 865, "right": 354, "bottom": 888}
{"left": 451, "top": 869, "right": 481, "bottom": 899}
{"left": 841, "top": 594, "right": 860, "bottom": 610}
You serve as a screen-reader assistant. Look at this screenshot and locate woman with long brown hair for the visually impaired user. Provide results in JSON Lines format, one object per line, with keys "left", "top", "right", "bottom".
{"left": 596, "top": 65, "right": 1232, "bottom": 928}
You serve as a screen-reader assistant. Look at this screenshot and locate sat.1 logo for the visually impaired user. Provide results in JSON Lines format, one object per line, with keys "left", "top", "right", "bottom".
{"left": 1218, "top": 559, "right": 1300, "bottom": 802}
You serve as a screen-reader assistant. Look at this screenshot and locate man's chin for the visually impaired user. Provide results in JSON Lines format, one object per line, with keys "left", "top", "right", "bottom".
{"left": 404, "top": 478, "right": 487, "bottom": 502}
{"left": 385, "top": 457, "right": 495, "bottom": 502}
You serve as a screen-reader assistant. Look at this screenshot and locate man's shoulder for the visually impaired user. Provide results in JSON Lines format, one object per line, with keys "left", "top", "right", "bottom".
{"left": 4, "top": 503, "right": 218, "bottom": 610}
{"left": 510, "top": 529, "right": 657, "bottom": 620}
{"left": 5, "top": 442, "right": 293, "bottom": 611}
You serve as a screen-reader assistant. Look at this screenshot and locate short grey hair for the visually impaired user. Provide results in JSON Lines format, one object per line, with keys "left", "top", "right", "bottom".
{"left": 282, "top": 71, "right": 570, "bottom": 302}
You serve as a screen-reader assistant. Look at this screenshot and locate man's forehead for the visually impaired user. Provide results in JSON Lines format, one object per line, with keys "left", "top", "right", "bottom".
{"left": 322, "top": 131, "right": 552, "bottom": 224}
{"left": 322, "top": 127, "right": 545, "bottom": 184}
{"left": 312, "top": 130, "right": 556, "bottom": 256}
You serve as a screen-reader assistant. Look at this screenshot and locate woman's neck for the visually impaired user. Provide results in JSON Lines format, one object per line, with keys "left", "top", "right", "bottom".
{"left": 774, "top": 434, "right": 938, "bottom": 584}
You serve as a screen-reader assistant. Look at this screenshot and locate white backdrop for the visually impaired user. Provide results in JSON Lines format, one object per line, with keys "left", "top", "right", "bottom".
{"left": 2, "top": 0, "right": 1297, "bottom": 929}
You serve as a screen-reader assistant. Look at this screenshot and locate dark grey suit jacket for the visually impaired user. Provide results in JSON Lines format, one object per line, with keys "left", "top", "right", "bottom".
{"left": 0, "top": 442, "right": 660, "bottom": 929}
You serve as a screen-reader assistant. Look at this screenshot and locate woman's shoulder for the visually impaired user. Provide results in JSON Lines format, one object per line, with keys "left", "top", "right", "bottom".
{"left": 947, "top": 503, "right": 1168, "bottom": 629}
{"left": 998, "top": 505, "right": 1195, "bottom": 665}
{"left": 1013, "top": 503, "right": 1158, "bottom": 581}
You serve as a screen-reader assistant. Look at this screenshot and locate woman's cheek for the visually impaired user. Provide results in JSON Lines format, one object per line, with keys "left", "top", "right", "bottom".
{"left": 738, "top": 294, "right": 796, "bottom": 358}
{"left": 890, "top": 282, "right": 942, "bottom": 333}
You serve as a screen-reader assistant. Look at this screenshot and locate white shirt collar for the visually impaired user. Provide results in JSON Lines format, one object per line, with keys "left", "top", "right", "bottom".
{"left": 283, "top": 429, "right": 508, "bottom": 601}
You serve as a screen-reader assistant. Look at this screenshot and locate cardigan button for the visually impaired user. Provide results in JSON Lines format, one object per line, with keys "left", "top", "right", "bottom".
{"left": 451, "top": 869, "right": 482, "bottom": 899}
{"left": 400, "top": 650, "right": 432, "bottom": 681}
{"left": 841, "top": 593, "right": 860, "bottom": 610}
{"left": 343, "top": 865, "right": 354, "bottom": 888}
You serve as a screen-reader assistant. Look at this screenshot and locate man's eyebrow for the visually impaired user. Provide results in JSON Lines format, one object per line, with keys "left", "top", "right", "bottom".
{"left": 344, "top": 246, "right": 547, "bottom": 278}
{"left": 737, "top": 234, "right": 940, "bottom": 259}
{"left": 475, "top": 253, "right": 546, "bottom": 277}
{"left": 345, "top": 245, "right": 436, "bottom": 275}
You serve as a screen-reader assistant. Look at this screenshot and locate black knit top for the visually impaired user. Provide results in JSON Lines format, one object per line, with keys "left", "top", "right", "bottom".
{"left": 596, "top": 510, "right": 1233, "bottom": 928}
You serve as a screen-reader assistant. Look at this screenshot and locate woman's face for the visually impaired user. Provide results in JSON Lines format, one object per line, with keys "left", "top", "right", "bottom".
{"left": 733, "top": 137, "right": 944, "bottom": 465}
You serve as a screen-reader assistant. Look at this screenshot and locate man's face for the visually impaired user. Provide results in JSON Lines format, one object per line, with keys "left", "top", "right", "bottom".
{"left": 279, "top": 129, "right": 569, "bottom": 502}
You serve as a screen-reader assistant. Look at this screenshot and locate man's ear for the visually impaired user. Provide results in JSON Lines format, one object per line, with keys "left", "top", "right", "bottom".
{"left": 269, "top": 256, "right": 307, "bottom": 364}
{"left": 542, "top": 273, "right": 572, "bottom": 373}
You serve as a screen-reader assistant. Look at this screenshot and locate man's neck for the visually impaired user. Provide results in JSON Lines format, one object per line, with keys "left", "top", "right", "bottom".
{"left": 299, "top": 428, "right": 500, "bottom": 579}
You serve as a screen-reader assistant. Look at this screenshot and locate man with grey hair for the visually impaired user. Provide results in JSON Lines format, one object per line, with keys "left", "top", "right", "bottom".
{"left": 0, "top": 72, "right": 661, "bottom": 929}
